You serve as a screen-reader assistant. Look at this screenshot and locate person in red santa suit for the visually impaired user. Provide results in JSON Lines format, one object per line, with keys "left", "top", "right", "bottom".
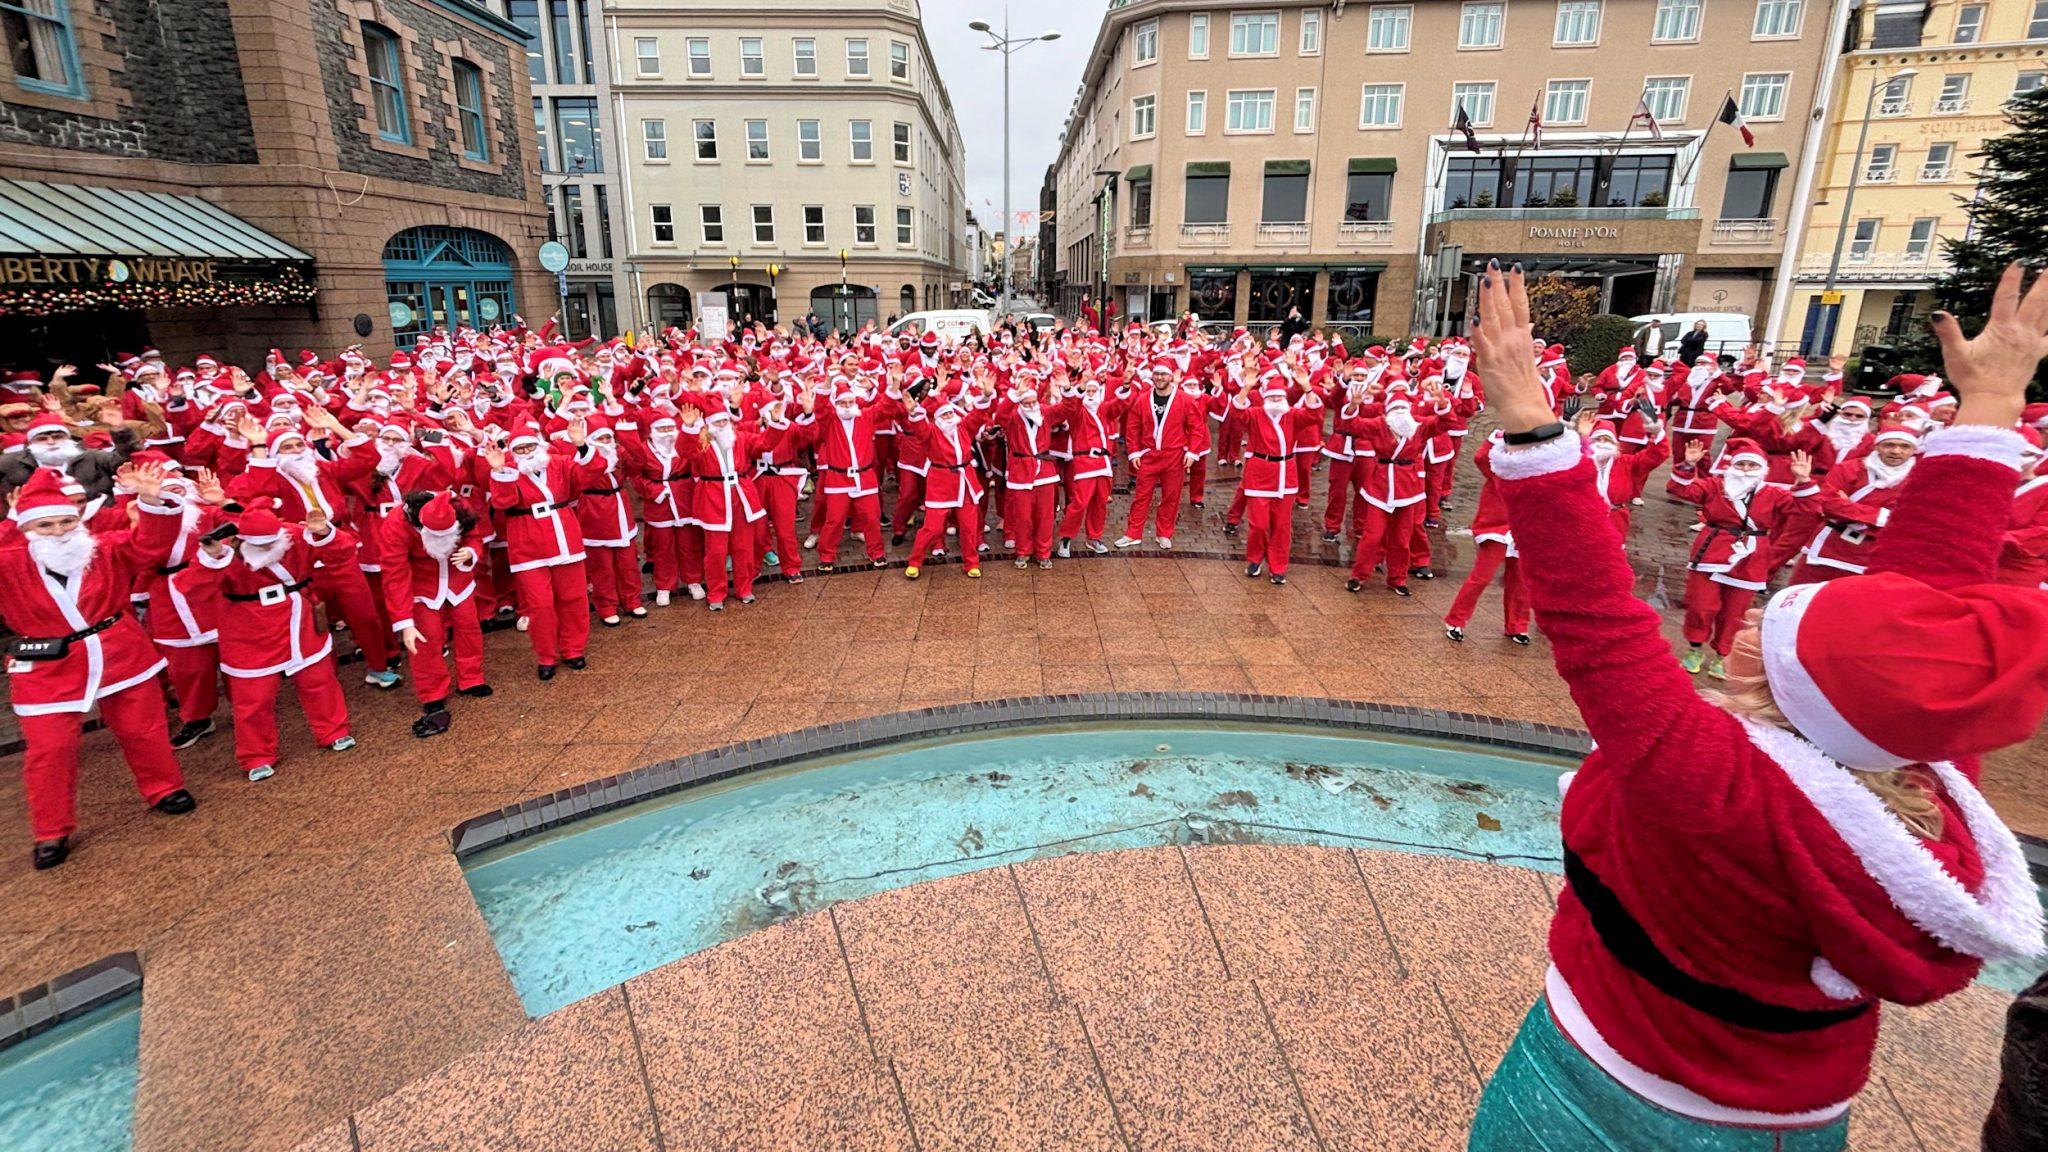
{"left": 1232, "top": 383, "right": 1323, "bottom": 584}
{"left": 1463, "top": 259, "right": 2048, "bottom": 1152}
{"left": 1429, "top": 340, "right": 1484, "bottom": 520}
{"left": 1440, "top": 432, "right": 1530, "bottom": 645}
{"left": 1316, "top": 357, "right": 1380, "bottom": 543}
{"left": 569, "top": 418, "right": 645, "bottom": 627}
{"left": 1665, "top": 437, "right": 1818, "bottom": 678}
{"left": 1576, "top": 409, "right": 1671, "bottom": 542}
{"left": 628, "top": 414, "right": 707, "bottom": 605}
{"left": 381, "top": 491, "right": 490, "bottom": 739}
{"left": 787, "top": 386, "right": 898, "bottom": 571}
{"left": 680, "top": 405, "right": 784, "bottom": 608}
{"left": 2, "top": 466, "right": 195, "bottom": 869}
{"left": 1996, "top": 427, "right": 2048, "bottom": 590}
{"left": 1788, "top": 425, "right": 1921, "bottom": 584}
{"left": 901, "top": 389, "right": 994, "bottom": 580}
{"left": 995, "top": 382, "right": 1065, "bottom": 569}
{"left": 1335, "top": 391, "right": 1441, "bottom": 596}
{"left": 887, "top": 364, "right": 930, "bottom": 548}
{"left": 196, "top": 502, "right": 359, "bottom": 782}
{"left": 133, "top": 461, "right": 230, "bottom": 751}
{"left": 1053, "top": 374, "right": 1125, "bottom": 558}
{"left": 1116, "top": 360, "right": 1211, "bottom": 550}
{"left": 482, "top": 421, "right": 592, "bottom": 678}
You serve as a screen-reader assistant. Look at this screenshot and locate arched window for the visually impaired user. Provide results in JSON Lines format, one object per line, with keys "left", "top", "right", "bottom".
{"left": 361, "top": 23, "right": 410, "bottom": 143}
{"left": 647, "top": 283, "right": 692, "bottom": 330}
{"left": 382, "top": 226, "right": 515, "bottom": 340}
{"left": 899, "top": 284, "right": 916, "bottom": 316}
{"left": 452, "top": 59, "right": 488, "bottom": 161}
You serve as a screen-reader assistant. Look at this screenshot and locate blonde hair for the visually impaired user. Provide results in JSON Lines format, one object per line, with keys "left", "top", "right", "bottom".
{"left": 1712, "top": 629, "right": 1945, "bottom": 840}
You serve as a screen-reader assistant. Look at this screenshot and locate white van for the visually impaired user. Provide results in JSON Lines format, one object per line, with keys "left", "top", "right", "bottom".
{"left": 1632, "top": 312, "right": 1755, "bottom": 360}
{"left": 888, "top": 309, "right": 993, "bottom": 342}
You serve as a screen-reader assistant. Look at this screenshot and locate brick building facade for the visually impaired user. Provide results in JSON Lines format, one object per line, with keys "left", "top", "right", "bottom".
{"left": 0, "top": 0, "right": 549, "bottom": 367}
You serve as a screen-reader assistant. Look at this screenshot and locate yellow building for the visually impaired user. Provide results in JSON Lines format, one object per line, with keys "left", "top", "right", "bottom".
{"left": 1784, "top": 0, "right": 2048, "bottom": 356}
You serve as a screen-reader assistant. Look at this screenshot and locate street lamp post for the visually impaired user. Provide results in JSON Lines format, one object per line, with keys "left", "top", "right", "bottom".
{"left": 970, "top": 12, "right": 1060, "bottom": 321}
{"left": 1815, "top": 66, "right": 1916, "bottom": 356}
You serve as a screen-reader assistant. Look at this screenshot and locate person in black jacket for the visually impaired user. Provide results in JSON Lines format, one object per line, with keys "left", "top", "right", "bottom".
{"left": 1677, "top": 319, "right": 1710, "bottom": 367}
{"left": 0, "top": 413, "right": 140, "bottom": 500}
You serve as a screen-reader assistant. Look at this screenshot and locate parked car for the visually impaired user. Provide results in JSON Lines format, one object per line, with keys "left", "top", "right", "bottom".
{"left": 887, "top": 310, "right": 994, "bottom": 341}
{"left": 1020, "top": 313, "right": 1058, "bottom": 331}
{"left": 1632, "top": 312, "right": 1755, "bottom": 361}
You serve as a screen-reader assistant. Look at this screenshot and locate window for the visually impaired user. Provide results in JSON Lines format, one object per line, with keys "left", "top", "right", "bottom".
{"left": 1294, "top": 88, "right": 1316, "bottom": 131}
{"left": 1360, "top": 83, "right": 1404, "bottom": 127}
{"left": 634, "top": 37, "right": 659, "bottom": 76}
{"left": 1189, "top": 13, "right": 1209, "bottom": 57}
{"left": 534, "top": 97, "right": 551, "bottom": 171}
{"left": 1555, "top": 0, "right": 1601, "bottom": 44}
{"left": 1510, "top": 155, "right": 1598, "bottom": 206}
{"left": 1132, "top": 95, "right": 1157, "bottom": 138}
{"left": 890, "top": 41, "right": 910, "bottom": 81}
{"left": 846, "top": 38, "right": 869, "bottom": 76}
{"left": 362, "top": 23, "right": 410, "bottom": 143}
{"left": 651, "top": 204, "right": 675, "bottom": 244}
{"left": 1230, "top": 12, "right": 1280, "bottom": 55}
{"left": 798, "top": 119, "right": 821, "bottom": 161}
{"left": 794, "top": 38, "right": 817, "bottom": 76}
{"left": 745, "top": 118, "right": 769, "bottom": 161}
{"left": 1368, "top": 5, "right": 1412, "bottom": 50}
{"left": 1937, "top": 75, "right": 1969, "bottom": 112}
{"left": 1849, "top": 218, "right": 1879, "bottom": 261}
{"left": 1187, "top": 90, "right": 1207, "bottom": 133}
{"left": 642, "top": 118, "right": 667, "bottom": 161}
{"left": 1653, "top": 0, "right": 1702, "bottom": 41}
{"left": 1345, "top": 171, "right": 1393, "bottom": 222}
{"left": 854, "top": 205, "right": 876, "bottom": 244}
{"left": 740, "top": 37, "right": 763, "bottom": 76}
{"left": 1459, "top": 2, "right": 1504, "bottom": 47}
{"left": 1753, "top": 0, "right": 1801, "bottom": 38}
{"left": 893, "top": 121, "right": 912, "bottom": 162}
{"left": 686, "top": 37, "right": 710, "bottom": 76}
{"left": 1450, "top": 81, "right": 1496, "bottom": 126}
{"left": 559, "top": 185, "right": 587, "bottom": 258}
{"left": 896, "top": 206, "right": 913, "bottom": 246}
{"left": 1300, "top": 9, "right": 1322, "bottom": 53}
{"left": 803, "top": 205, "right": 825, "bottom": 244}
{"left": 1719, "top": 165, "right": 1780, "bottom": 219}
{"left": 595, "top": 186, "right": 613, "bottom": 258}
{"left": 1740, "top": 72, "right": 1789, "bottom": 119}
{"left": 1642, "top": 76, "right": 1689, "bottom": 123}
{"left": 693, "top": 118, "right": 717, "bottom": 160}
{"left": 1953, "top": 4, "right": 1984, "bottom": 42}
{"left": 1184, "top": 172, "right": 1230, "bottom": 223}
{"left": 1134, "top": 19, "right": 1159, "bottom": 63}
{"left": 1131, "top": 178, "right": 1153, "bottom": 227}
{"left": 700, "top": 204, "right": 724, "bottom": 244}
{"left": 1226, "top": 89, "right": 1276, "bottom": 132}
{"left": 2032, "top": 0, "right": 2048, "bottom": 38}
{"left": 1544, "top": 79, "right": 1590, "bottom": 124}
{"left": 1879, "top": 73, "right": 1913, "bottom": 114}
{"left": 452, "top": 61, "right": 489, "bottom": 161}
{"left": 850, "top": 119, "right": 873, "bottom": 161}
{"left": 1445, "top": 157, "right": 1503, "bottom": 207}
{"left": 1866, "top": 143, "right": 1897, "bottom": 180}
{"left": 1906, "top": 217, "right": 1937, "bottom": 260}
{"left": 549, "top": 0, "right": 576, "bottom": 83}
{"left": 1922, "top": 142, "right": 1954, "bottom": 179}
{"left": 511, "top": 0, "right": 543, "bottom": 82}
{"left": 2018, "top": 71, "right": 2047, "bottom": 99}
{"left": 751, "top": 205, "right": 774, "bottom": 244}
{"left": 1262, "top": 170, "right": 1309, "bottom": 223}
{"left": 554, "top": 97, "right": 600, "bottom": 172}
{"left": 1606, "top": 154, "right": 1673, "bottom": 206}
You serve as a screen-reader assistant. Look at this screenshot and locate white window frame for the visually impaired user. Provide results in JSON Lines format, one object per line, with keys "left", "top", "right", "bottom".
{"left": 1849, "top": 218, "right": 1879, "bottom": 261}
{"left": 686, "top": 37, "right": 710, "bottom": 77}
{"left": 802, "top": 204, "right": 826, "bottom": 245}
{"left": 692, "top": 118, "right": 717, "bottom": 161}
{"left": 1188, "top": 13, "right": 1210, "bottom": 58}
{"left": 1865, "top": 143, "right": 1897, "bottom": 181}
{"left": 650, "top": 203, "right": 675, "bottom": 245}
{"left": 700, "top": 204, "right": 725, "bottom": 245}
{"left": 2031, "top": 0, "right": 2048, "bottom": 38}
{"left": 1229, "top": 12, "right": 1281, "bottom": 56}
{"left": 1921, "top": 141, "right": 1955, "bottom": 180}
{"left": 1134, "top": 19, "right": 1159, "bottom": 65}
{"left": 892, "top": 121, "right": 912, "bottom": 164}
{"left": 850, "top": 119, "right": 874, "bottom": 162}
{"left": 890, "top": 40, "right": 911, "bottom": 81}
{"left": 1652, "top": 0, "right": 1703, "bottom": 42}
{"left": 751, "top": 204, "right": 775, "bottom": 245}
{"left": 854, "top": 204, "right": 877, "bottom": 246}
{"left": 1294, "top": 87, "right": 1316, "bottom": 131}
{"left": 1359, "top": 82, "right": 1405, "bottom": 128}
{"left": 797, "top": 118, "right": 821, "bottom": 162}
{"left": 739, "top": 37, "right": 764, "bottom": 77}
{"left": 846, "top": 38, "right": 870, "bottom": 78}
{"left": 1544, "top": 79, "right": 1591, "bottom": 125}
{"left": 1554, "top": 0, "right": 1602, "bottom": 46}
{"left": 1367, "top": 5, "right": 1413, "bottom": 52}
{"left": 1132, "top": 94, "right": 1157, "bottom": 139}
{"left": 1953, "top": 4, "right": 1985, "bottom": 42}
{"left": 793, "top": 38, "right": 818, "bottom": 77}
{"left": 1739, "top": 72, "right": 1790, "bottom": 120}
{"left": 1186, "top": 89, "right": 1208, "bottom": 134}
{"left": 634, "top": 37, "right": 660, "bottom": 77}
{"left": 2016, "top": 71, "right": 2047, "bottom": 100}
{"left": 1936, "top": 74, "right": 1970, "bottom": 113}
{"left": 1299, "top": 8, "right": 1322, "bottom": 54}
{"left": 1451, "top": 80, "right": 1496, "bottom": 126}
{"left": 896, "top": 206, "right": 914, "bottom": 247}
{"left": 1642, "top": 76, "right": 1690, "bottom": 124}
{"left": 1752, "top": 0, "right": 1803, "bottom": 40}
{"left": 1905, "top": 217, "right": 1938, "bottom": 260}
{"left": 1458, "top": 2, "right": 1505, "bottom": 49}
{"left": 1225, "top": 88, "right": 1277, "bottom": 133}
{"left": 745, "top": 118, "right": 769, "bottom": 162}
{"left": 641, "top": 117, "right": 668, "bottom": 162}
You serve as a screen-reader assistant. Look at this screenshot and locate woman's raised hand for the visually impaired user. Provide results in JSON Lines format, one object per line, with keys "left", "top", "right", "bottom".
{"left": 1468, "top": 262, "right": 1553, "bottom": 434}
{"left": 1932, "top": 262, "right": 2048, "bottom": 429}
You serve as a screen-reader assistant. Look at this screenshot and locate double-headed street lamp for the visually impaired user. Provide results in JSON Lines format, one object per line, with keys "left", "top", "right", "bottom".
{"left": 970, "top": 13, "right": 1060, "bottom": 319}
{"left": 1813, "top": 66, "right": 1917, "bottom": 356}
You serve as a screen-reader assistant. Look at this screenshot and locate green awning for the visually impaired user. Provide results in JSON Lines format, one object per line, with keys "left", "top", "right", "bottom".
{"left": 1264, "top": 159, "right": 1311, "bottom": 176}
{"left": 1731, "top": 152, "right": 1790, "bottom": 170}
{"left": 1186, "top": 161, "right": 1231, "bottom": 177}
{"left": 1124, "top": 164, "right": 1152, "bottom": 182}
{"left": 0, "top": 178, "right": 310, "bottom": 261}
{"left": 1349, "top": 158, "right": 1398, "bottom": 175}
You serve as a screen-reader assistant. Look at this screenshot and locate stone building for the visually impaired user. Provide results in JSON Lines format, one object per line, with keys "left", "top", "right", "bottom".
{"left": 0, "top": 0, "right": 550, "bottom": 367}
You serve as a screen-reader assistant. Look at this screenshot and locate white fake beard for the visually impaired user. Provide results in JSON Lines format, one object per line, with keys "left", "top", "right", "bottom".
{"left": 1825, "top": 418, "right": 1868, "bottom": 457}
{"left": 376, "top": 443, "right": 410, "bottom": 473}
{"left": 936, "top": 416, "right": 962, "bottom": 435}
{"left": 1722, "top": 472, "right": 1765, "bottom": 503}
{"left": 1262, "top": 403, "right": 1288, "bottom": 420}
{"left": 1590, "top": 441, "right": 1619, "bottom": 462}
{"left": 1443, "top": 359, "right": 1467, "bottom": 382}
{"left": 594, "top": 442, "right": 619, "bottom": 467}
{"left": 239, "top": 537, "right": 290, "bottom": 571}
{"left": 421, "top": 525, "right": 461, "bottom": 560}
{"left": 27, "top": 527, "right": 96, "bottom": 577}
{"left": 710, "top": 427, "right": 736, "bottom": 450}
{"left": 517, "top": 450, "right": 550, "bottom": 478}
{"left": 1387, "top": 412, "right": 1419, "bottom": 440}
{"left": 1864, "top": 455, "right": 1914, "bottom": 488}
{"left": 276, "top": 452, "right": 321, "bottom": 486}
{"left": 29, "top": 440, "right": 81, "bottom": 467}
{"left": 651, "top": 432, "right": 679, "bottom": 454}
{"left": 1082, "top": 395, "right": 1103, "bottom": 411}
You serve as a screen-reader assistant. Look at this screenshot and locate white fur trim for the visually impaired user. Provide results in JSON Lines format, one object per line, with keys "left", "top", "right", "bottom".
{"left": 1760, "top": 582, "right": 1910, "bottom": 771}
{"left": 1556, "top": 769, "right": 1577, "bottom": 798}
{"left": 1489, "top": 429, "right": 1583, "bottom": 480}
{"left": 1919, "top": 424, "right": 2028, "bottom": 470}
{"left": 1739, "top": 717, "right": 2045, "bottom": 962}
{"left": 1809, "top": 957, "right": 1863, "bottom": 1001}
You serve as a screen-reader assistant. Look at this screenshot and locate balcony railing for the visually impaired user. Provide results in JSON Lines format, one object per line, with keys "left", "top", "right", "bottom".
{"left": 1863, "top": 166, "right": 1896, "bottom": 183}
{"left": 1876, "top": 99, "right": 1912, "bottom": 117}
{"left": 1710, "top": 217, "right": 1778, "bottom": 244}
{"left": 1255, "top": 221, "right": 1310, "bottom": 245}
{"left": 1337, "top": 220, "right": 1396, "bottom": 245}
{"left": 1428, "top": 205, "right": 1700, "bottom": 223}
{"left": 1933, "top": 97, "right": 1970, "bottom": 114}
{"left": 1124, "top": 225, "right": 1153, "bottom": 247}
{"left": 1797, "top": 249, "right": 1946, "bottom": 280}
{"left": 1919, "top": 164, "right": 1953, "bottom": 182}
{"left": 1179, "top": 222, "right": 1231, "bottom": 244}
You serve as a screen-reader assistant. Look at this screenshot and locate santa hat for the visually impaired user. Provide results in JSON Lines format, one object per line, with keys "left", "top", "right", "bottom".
{"left": 1643, "top": 362, "right": 1666, "bottom": 378}
{"left": 1838, "top": 397, "right": 1873, "bottom": 416}
{"left": 1723, "top": 438, "right": 1767, "bottom": 467}
{"left": 919, "top": 330, "right": 940, "bottom": 349}
{"left": 9, "top": 468, "right": 81, "bottom": 524}
{"left": 1780, "top": 357, "right": 1807, "bottom": 379}
{"left": 390, "top": 351, "right": 413, "bottom": 371}
{"left": 1587, "top": 425, "right": 1619, "bottom": 444}
{"left": 196, "top": 354, "right": 220, "bottom": 370}
{"left": 1406, "top": 337, "right": 1428, "bottom": 358}
{"left": 1616, "top": 347, "right": 1638, "bottom": 362}
{"left": 25, "top": 413, "right": 72, "bottom": 439}
{"left": 232, "top": 507, "right": 284, "bottom": 544}
{"left": 1258, "top": 385, "right": 1289, "bottom": 400}
{"left": 1871, "top": 424, "right": 1919, "bottom": 449}
{"left": 507, "top": 422, "right": 543, "bottom": 450}
{"left": 1539, "top": 345, "right": 1568, "bottom": 371}
{"left": 647, "top": 415, "right": 678, "bottom": 433}
{"left": 1762, "top": 573, "right": 2048, "bottom": 770}
{"left": 1928, "top": 393, "right": 1958, "bottom": 410}
{"left": 418, "top": 491, "right": 460, "bottom": 533}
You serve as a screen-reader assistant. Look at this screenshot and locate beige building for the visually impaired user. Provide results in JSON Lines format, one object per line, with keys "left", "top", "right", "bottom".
{"left": 1779, "top": 0, "right": 2048, "bottom": 355}
{"left": 608, "top": 0, "right": 970, "bottom": 331}
{"left": 1055, "top": 0, "right": 1842, "bottom": 340}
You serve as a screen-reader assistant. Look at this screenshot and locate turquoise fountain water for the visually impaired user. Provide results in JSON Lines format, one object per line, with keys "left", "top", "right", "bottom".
{"left": 0, "top": 994, "right": 141, "bottom": 1152}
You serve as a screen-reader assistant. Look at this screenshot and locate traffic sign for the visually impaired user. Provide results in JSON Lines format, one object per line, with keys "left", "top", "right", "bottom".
{"left": 1819, "top": 290, "right": 1845, "bottom": 306}
{"left": 537, "top": 241, "right": 570, "bottom": 273}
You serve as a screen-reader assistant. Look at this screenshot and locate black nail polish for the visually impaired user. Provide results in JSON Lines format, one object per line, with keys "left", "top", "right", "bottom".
{"left": 1488, "top": 258, "right": 1500, "bottom": 270}
{"left": 1513, "top": 262, "right": 1523, "bottom": 274}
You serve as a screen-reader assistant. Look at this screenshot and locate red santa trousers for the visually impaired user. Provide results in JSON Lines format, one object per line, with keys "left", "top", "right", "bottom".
{"left": 513, "top": 561, "right": 591, "bottom": 664}
{"left": 1186, "top": 454, "right": 1209, "bottom": 504}
{"left": 1057, "top": 475, "right": 1110, "bottom": 543}
{"left": 1407, "top": 516, "right": 1435, "bottom": 569}
{"left": 912, "top": 503, "right": 982, "bottom": 563}
{"left": 159, "top": 642, "right": 219, "bottom": 721}
{"left": 313, "top": 565, "right": 391, "bottom": 670}
{"left": 1292, "top": 454, "right": 1316, "bottom": 507}
{"left": 1322, "top": 460, "right": 1365, "bottom": 535}
{"left": 20, "top": 679, "right": 186, "bottom": 841}
{"left": 1124, "top": 460, "right": 1186, "bottom": 541}
{"left": 227, "top": 657, "right": 350, "bottom": 772}
{"left": 1681, "top": 570, "right": 1753, "bottom": 655}
{"left": 1007, "top": 486, "right": 1058, "bottom": 561}
{"left": 410, "top": 598, "right": 486, "bottom": 704}
{"left": 817, "top": 492, "right": 884, "bottom": 564}
{"left": 586, "top": 543, "right": 643, "bottom": 619}
{"left": 1243, "top": 496, "right": 1293, "bottom": 576}
{"left": 891, "top": 470, "right": 925, "bottom": 537}
{"left": 1670, "top": 431, "right": 1715, "bottom": 466}
{"left": 1352, "top": 503, "right": 1422, "bottom": 586}
{"left": 757, "top": 475, "right": 804, "bottom": 578}
{"left": 644, "top": 523, "right": 706, "bottom": 592}
{"left": 1442, "top": 541, "right": 1530, "bottom": 634}
{"left": 702, "top": 517, "right": 760, "bottom": 604}
{"left": 1216, "top": 413, "right": 1245, "bottom": 464}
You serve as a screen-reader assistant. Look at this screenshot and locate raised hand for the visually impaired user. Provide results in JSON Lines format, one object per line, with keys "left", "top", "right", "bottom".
{"left": 1684, "top": 440, "right": 1707, "bottom": 465}
{"left": 1789, "top": 449, "right": 1813, "bottom": 483}
{"left": 194, "top": 468, "right": 226, "bottom": 505}
{"left": 566, "top": 417, "right": 588, "bottom": 447}
{"left": 1468, "top": 261, "right": 1552, "bottom": 434}
{"left": 304, "top": 503, "right": 331, "bottom": 537}
{"left": 1931, "top": 262, "right": 2048, "bottom": 428}
{"left": 481, "top": 444, "right": 508, "bottom": 471}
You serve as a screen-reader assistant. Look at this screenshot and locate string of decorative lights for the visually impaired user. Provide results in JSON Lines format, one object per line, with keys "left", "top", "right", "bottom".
{"left": 0, "top": 276, "right": 319, "bottom": 317}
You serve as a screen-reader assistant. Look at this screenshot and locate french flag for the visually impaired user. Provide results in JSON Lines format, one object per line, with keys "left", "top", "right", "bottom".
{"left": 1718, "top": 95, "right": 1755, "bottom": 147}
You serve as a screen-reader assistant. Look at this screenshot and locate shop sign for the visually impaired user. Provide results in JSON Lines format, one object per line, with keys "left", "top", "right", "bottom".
{"left": 1527, "top": 224, "right": 1623, "bottom": 248}
{"left": 0, "top": 255, "right": 228, "bottom": 286}
{"left": 566, "top": 260, "right": 613, "bottom": 276}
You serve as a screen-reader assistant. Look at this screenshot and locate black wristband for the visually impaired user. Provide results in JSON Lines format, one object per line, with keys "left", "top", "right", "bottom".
{"left": 1502, "top": 421, "right": 1567, "bottom": 446}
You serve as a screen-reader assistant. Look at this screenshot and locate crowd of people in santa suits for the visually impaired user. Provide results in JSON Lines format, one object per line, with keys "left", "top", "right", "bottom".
{"left": 1, "top": 315, "right": 2045, "bottom": 871}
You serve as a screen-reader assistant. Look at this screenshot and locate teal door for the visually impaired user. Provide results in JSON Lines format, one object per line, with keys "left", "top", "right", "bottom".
{"left": 383, "top": 227, "right": 515, "bottom": 341}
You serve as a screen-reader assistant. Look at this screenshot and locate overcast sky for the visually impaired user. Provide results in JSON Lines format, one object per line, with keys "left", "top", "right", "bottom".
{"left": 926, "top": 2, "right": 1104, "bottom": 242}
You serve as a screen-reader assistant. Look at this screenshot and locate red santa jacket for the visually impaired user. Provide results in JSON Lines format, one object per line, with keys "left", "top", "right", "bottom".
{"left": 1121, "top": 385, "right": 1211, "bottom": 474}
{"left": 1665, "top": 462, "right": 1819, "bottom": 589}
{"left": 135, "top": 501, "right": 224, "bottom": 648}
{"left": 1591, "top": 433, "right": 1672, "bottom": 536}
{"left": 1465, "top": 437, "right": 1513, "bottom": 554}
{"left": 0, "top": 500, "right": 181, "bottom": 715}
{"left": 1333, "top": 406, "right": 1442, "bottom": 512}
{"left": 571, "top": 446, "right": 638, "bottom": 547}
{"left": 900, "top": 402, "right": 992, "bottom": 509}
{"left": 1798, "top": 458, "right": 1913, "bottom": 576}
{"left": 627, "top": 439, "right": 696, "bottom": 529}
{"left": 378, "top": 506, "right": 478, "bottom": 631}
{"left": 487, "top": 452, "right": 590, "bottom": 572}
{"left": 1998, "top": 473, "right": 2048, "bottom": 589}
{"left": 681, "top": 425, "right": 780, "bottom": 531}
{"left": 788, "top": 395, "right": 902, "bottom": 498}
{"left": 198, "top": 522, "right": 357, "bottom": 678}
{"left": 1050, "top": 394, "right": 1126, "bottom": 481}
{"left": 1232, "top": 394, "right": 1324, "bottom": 500}
{"left": 994, "top": 398, "right": 1063, "bottom": 490}
{"left": 1667, "top": 372, "right": 1736, "bottom": 436}
{"left": 1713, "top": 401, "right": 1840, "bottom": 485}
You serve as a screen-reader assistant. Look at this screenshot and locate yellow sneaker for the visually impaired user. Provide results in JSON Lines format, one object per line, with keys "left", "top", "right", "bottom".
{"left": 1680, "top": 647, "right": 1706, "bottom": 674}
{"left": 904, "top": 565, "right": 920, "bottom": 580}
{"left": 1704, "top": 653, "right": 1728, "bottom": 680}
{"left": 966, "top": 566, "right": 982, "bottom": 578}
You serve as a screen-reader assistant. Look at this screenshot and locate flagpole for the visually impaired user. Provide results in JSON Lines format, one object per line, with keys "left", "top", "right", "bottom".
{"left": 1676, "top": 90, "right": 1730, "bottom": 191}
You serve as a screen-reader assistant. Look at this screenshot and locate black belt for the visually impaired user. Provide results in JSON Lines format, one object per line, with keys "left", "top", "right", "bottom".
{"left": 1383, "top": 458, "right": 1416, "bottom": 467}
{"left": 1250, "top": 452, "right": 1289, "bottom": 462}
{"left": 158, "top": 562, "right": 188, "bottom": 576}
{"left": 226, "top": 577, "right": 311, "bottom": 604}
{"left": 1079, "top": 449, "right": 1109, "bottom": 457}
{"left": 48, "top": 613, "right": 123, "bottom": 644}
{"left": 1564, "top": 847, "right": 1869, "bottom": 1034}
{"left": 823, "top": 465, "right": 869, "bottom": 475}
{"left": 929, "top": 462, "right": 970, "bottom": 471}
{"left": 586, "top": 486, "right": 622, "bottom": 496}
{"left": 656, "top": 473, "right": 691, "bottom": 483}
{"left": 503, "top": 499, "right": 578, "bottom": 517}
